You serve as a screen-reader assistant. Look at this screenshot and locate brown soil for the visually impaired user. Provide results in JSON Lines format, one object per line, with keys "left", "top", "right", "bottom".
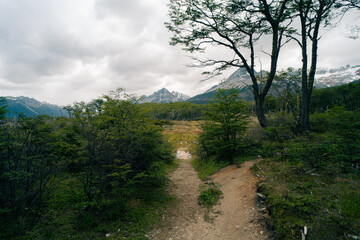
{"left": 148, "top": 150, "right": 271, "bottom": 240}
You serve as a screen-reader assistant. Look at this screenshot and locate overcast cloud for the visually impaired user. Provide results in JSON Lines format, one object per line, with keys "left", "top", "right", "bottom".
{"left": 0, "top": 0, "right": 359, "bottom": 105}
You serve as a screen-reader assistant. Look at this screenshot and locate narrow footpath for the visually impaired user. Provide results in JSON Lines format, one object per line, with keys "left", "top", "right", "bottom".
{"left": 148, "top": 149, "right": 271, "bottom": 240}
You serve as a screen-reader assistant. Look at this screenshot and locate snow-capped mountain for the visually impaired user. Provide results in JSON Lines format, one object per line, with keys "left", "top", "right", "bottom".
{"left": 205, "top": 68, "right": 256, "bottom": 93}
{"left": 205, "top": 64, "right": 360, "bottom": 92}
{"left": 187, "top": 64, "right": 360, "bottom": 104}
{"left": 140, "top": 88, "right": 190, "bottom": 103}
{"left": 315, "top": 64, "right": 360, "bottom": 88}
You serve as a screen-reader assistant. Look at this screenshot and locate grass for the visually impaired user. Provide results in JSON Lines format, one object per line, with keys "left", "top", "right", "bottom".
{"left": 162, "top": 121, "right": 202, "bottom": 153}
{"left": 192, "top": 154, "right": 257, "bottom": 180}
{"left": 198, "top": 182, "right": 222, "bottom": 209}
{"left": 234, "top": 154, "right": 258, "bottom": 167}
{"left": 252, "top": 136, "right": 360, "bottom": 239}
{"left": 191, "top": 156, "right": 229, "bottom": 180}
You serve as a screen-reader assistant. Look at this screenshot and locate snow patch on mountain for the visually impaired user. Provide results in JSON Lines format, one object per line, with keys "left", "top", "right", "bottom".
{"left": 140, "top": 88, "right": 190, "bottom": 103}
{"left": 315, "top": 64, "right": 360, "bottom": 88}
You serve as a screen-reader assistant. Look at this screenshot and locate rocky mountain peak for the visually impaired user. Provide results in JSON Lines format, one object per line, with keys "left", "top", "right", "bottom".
{"left": 140, "top": 88, "right": 190, "bottom": 103}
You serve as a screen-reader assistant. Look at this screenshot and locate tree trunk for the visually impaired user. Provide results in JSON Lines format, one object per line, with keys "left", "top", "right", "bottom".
{"left": 255, "top": 96, "right": 269, "bottom": 127}
{"left": 297, "top": 0, "right": 310, "bottom": 134}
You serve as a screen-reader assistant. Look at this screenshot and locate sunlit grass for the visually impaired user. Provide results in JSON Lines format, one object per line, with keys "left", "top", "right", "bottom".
{"left": 162, "top": 121, "right": 202, "bottom": 153}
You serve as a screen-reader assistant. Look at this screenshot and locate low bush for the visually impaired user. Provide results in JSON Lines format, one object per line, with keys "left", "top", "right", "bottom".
{"left": 198, "top": 182, "right": 222, "bottom": 209}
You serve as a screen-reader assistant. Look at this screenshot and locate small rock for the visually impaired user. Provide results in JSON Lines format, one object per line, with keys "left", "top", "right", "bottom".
{"left": 106, "top": 233, "right": 111, "bottom": 237}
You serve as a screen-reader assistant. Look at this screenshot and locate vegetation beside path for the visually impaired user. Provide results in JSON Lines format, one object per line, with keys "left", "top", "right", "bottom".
{"left": 252, "top": 108, "right": 360, "bottom": 239}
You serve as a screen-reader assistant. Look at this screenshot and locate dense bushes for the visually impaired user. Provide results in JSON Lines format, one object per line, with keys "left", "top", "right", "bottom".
{"left": 0, "top": 90, "right": 174, "bottom": 239}
{"left": 311, "top": 81, "right": 360, "bottom": 112}
{"left": 139, "top": 102, "right": 206, "bottom": 120}
{"left": 198, "top": 89, "right": 250, "bottom": 163}
{"left": 0, "top": 115, "right": 66, "bottom": 238}
{"left": 253, "top": 108, "right": 360, "bottom": 239}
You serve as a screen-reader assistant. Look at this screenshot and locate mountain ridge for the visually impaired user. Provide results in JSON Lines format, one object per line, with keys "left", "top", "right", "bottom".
{"left": 1, "top": 96, "right": 69, "bottom": 118}
{"left": 187, "top": 64, "right": 360, "bottom": 104}
{"left": 139, "top": 88, "right": 190, "bottom": 103}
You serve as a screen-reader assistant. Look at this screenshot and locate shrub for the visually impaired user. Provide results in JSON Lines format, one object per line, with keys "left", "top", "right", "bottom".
{"left": 198, "top": 182, "right": 222, "bottom": 209}
{"left": 199, "top": 88, "right": 249, "bottom": 163}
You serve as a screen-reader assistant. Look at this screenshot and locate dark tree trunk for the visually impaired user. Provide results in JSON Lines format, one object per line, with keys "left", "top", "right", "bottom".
{"left": 255, "top": 96, "right": 269, "bottom": 127}
{"left": 298, "top": 0, "right": 310, "bottom": 134}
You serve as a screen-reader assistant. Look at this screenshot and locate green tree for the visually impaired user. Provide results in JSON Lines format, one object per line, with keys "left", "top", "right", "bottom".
{"left": 199, "top": 88, "right": 249, "bottom": 163}
{"left": 66, "top": 89, "right": 174, "bottom": 204}
{"left": 166, "top": 0, "right": 293, "bottom": 127}
{"left": 272, "top": 68, "right": 301, "bottom": 113}
{"left": 0, "top": 98, "right": 7, "bottom": 121}
{"left": 0, "top": 115, "right": 63, "bottom": 237}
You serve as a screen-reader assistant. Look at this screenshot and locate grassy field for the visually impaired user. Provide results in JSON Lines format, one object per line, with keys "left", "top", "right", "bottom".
{"left": 162, "top": 121, "right": 202, "bottom": 153}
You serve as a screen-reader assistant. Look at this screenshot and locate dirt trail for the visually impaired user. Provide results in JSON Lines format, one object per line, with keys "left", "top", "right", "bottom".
{"left": 148, "top": 150, "right": 270, "bottom": 240}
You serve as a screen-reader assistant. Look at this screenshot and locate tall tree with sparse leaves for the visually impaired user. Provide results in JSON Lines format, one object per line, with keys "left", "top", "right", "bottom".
{"left": 289, "top": 0, "right": 346, "bottom": 133}
{"left": 166, "top": 0, "right": 293, "bottom": 127}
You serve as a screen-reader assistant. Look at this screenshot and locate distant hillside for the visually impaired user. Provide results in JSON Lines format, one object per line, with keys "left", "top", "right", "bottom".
{"left": 2, "top": 96, "right": 69, "bottom": 118}
{"left": 139, "top": 88, "right": 190, "bottom": 103}
{"left": 187, "top": 65, "right": 360, "bottom": 104}
{"left": 187, "top": 86, "right": 253, "bottom": 104}
{"left": 187, "top": 68, "right": 256, "bottom": 104}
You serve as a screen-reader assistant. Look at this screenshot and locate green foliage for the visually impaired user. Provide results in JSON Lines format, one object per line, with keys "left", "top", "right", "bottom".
{"left": 0, "top": 98, "right": 8, "bottom": 121}
{"left": 138, "top": 102, "right": 206, "bottom": 121}
{"left": 311, "top": 81, "right": 360, "bottom": 112}
{"left": 253, "top": 107, "right": 360, "bottom": 239}
{"left": 0, "top": 115, "right": 65, "bottom": 238}
{"left": 199, "top": 88, "right": 250, "bottom": 163}
{"left": 192, "top": 156, "right": 229, "bottom": 181}
{"left": 198, "top": 182, "right": 222, "bottom": 209}
{"left": 265, "top": 68, "right": 301, "bottom": 114}
{"left": 0, "top": 89, "right": 175, "bottom": 239}
{"left": 64, "top": 90, "right": 174, "bottom": 204}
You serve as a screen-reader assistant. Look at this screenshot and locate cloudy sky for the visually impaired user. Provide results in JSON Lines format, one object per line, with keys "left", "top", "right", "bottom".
{"left": 0, "top": 0, "right": 359, "bottom": 105}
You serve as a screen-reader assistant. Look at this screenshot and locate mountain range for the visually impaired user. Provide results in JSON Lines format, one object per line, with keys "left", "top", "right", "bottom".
{"left": 1, "top": 96, "right": 69, "bottom": 118}
{"left": 186, "top": 64, "right": 360, "bottom": 104}
{"left": 139, "top": 88, "right": 190, "bottom": 103}
{"left": 2, "top": 64, "right": 359, "bottom": 117}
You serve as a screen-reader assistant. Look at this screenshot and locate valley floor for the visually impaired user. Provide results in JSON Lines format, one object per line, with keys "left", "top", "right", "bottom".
{"left": 148, "top": 149, "right": 270, "bottom": 240}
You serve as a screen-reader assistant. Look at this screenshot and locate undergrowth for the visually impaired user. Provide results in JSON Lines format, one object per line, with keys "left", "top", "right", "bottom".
{"left": 191, "top": 156, "right": 229, "bottom": 180}
{"left": 192, "top": 154, "right": 257, "bottom": 180}
{"left": 198, "top": 182, "right": 222, "bottom": 209}
{"left": 252, "top": 108, "right": 360, "bottom": 240}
